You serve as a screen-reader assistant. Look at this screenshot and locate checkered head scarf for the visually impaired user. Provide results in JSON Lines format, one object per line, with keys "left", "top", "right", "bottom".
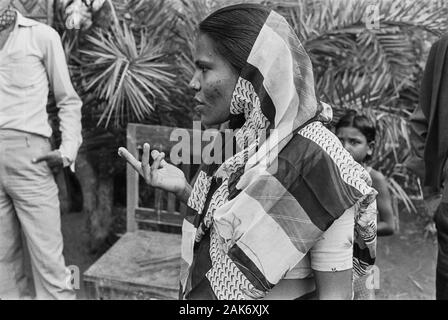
{"left": 0, "top": 4, "right": 16, "bottom": 32}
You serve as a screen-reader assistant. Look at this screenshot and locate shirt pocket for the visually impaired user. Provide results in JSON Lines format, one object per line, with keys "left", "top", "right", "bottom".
{"left": 7, "top": 53, "right": 43, "bottom": 89}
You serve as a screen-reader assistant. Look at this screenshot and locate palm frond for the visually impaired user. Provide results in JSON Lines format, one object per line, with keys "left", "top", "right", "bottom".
{"left": 79, "top": 22, "right": 176, "bottom": 127}
{"left": 271, "top": 0, "right": 447, "bottom": 109}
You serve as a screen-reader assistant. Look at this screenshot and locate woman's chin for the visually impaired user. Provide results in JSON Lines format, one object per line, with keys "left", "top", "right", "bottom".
{"left": 198, "top": 114, "right": 229, "bottom": 128}
{"left": 193, "top": 113, "right": 210, "bottom": 126}
{"left": 201, "top": 117, "right": 215, "bottom": 127}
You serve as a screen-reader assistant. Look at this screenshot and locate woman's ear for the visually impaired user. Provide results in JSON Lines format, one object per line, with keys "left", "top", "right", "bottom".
{"left": 367, "top": 141, "right": 375, "bottom": 156}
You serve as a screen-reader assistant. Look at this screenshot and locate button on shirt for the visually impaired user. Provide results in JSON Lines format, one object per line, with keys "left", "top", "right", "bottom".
{"left": 0, "top": 12, "right": 82, "bottom": 162}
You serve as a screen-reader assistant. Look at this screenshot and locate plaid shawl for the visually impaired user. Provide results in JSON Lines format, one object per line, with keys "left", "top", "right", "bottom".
{"left": 180, "top": 10, "right": 377, "bottom": 300}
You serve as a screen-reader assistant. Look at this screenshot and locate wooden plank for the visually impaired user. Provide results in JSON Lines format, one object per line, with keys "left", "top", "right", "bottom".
{"left": 84, "top": 277, "right": 178, "bottom": 300}
{"left": 126, "top": 124, "right": 139, "bottom": 232}
{"left": 135, "top": 208, "right": 183, "bottom": 228}
{"left": 83, "top": 231, "right": 181, "bottom": 300}
{"left": 137, "top": 221, "right": 182, "bottom": 234}
{"left": 167, "top": 193, "right": 176, "bottom": 215}
{"left": 154, "top": 189, "right": 163, "bottom": 216}
{"left": 130, "top": 123, "right": 218, "bottom": 164}
{"left": 134, "top": 124, "right": 196, "bottom": 157}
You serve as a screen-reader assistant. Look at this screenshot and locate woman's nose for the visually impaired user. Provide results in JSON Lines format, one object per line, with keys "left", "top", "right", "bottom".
{"left": 189, "top": 74, "right": 201, "bottom": 91}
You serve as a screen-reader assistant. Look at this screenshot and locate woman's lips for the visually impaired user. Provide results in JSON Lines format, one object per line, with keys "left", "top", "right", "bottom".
{"left": 195, "top": 104, "right": 205, "bottom": 114}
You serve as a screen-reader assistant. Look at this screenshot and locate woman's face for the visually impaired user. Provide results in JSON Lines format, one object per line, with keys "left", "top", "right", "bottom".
{"left": 336, "top": 126, "right": 373, "bottom": 164}
{"left": 190, "top": 33, "right": 238, "bottom": 126}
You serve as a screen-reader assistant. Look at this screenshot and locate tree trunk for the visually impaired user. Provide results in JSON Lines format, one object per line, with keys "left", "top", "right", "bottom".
{"left": 55, "top": 170, "right": 71, "bottom": 215}
{"left": 75, "top": 152, "right": 114, "bottom": 253}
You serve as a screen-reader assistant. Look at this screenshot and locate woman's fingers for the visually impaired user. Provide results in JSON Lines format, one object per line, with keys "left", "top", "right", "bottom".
{"left": 151, "top": 150, "right": 167, "bottom": 168}
{"left": 142, "top": 143, "right": 151, "bottom": 180}
{"left": 118, "top": 145, "right": 168, "bottom": 187}
{"left": 142, "top": 143, "right": 151, "bottom": 166}
{"left": 151, "top": 150, "right": 159, "bottom": 161}
{"left": 151, "top": 152, "right": 165, "bottom": 173}
{"left": 118, "top": 147, "right": 143, "bottom": 176}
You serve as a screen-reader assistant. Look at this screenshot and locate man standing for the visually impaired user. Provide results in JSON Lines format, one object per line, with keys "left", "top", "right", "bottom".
{"left": 410, "top": 33, "right": 448, "bottom": 300}
{"left": 0, "top": 0, "right": 82, "bottom": 300}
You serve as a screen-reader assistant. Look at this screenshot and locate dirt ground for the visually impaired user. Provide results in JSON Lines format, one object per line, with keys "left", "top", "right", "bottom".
{"left": 375, "top": 210, "right": 437, "bottom": 300}
{"left": 60, "top": 206, "right": 438, "bottom": 300}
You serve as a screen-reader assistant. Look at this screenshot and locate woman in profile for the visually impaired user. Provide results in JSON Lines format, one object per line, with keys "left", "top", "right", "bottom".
{"left": 119, "top": 3, "right": 377, "bottom": 300}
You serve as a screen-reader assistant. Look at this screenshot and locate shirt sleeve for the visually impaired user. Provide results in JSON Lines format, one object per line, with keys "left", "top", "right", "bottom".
{"left": 42, "top": 27, "right": 82, "bottom": 164}
{"left": 409, "top": 105, "right": 428, "bottom": 160}
{"left": 409, "top": 40, "right": 439, "bottom": 160}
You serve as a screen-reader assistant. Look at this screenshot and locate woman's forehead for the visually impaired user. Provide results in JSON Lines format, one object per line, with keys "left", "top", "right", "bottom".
{"left": 193, "top": 33, "right": 238, "bottom": 73}
{"left": 194, "top": 34, "right": 217, "bottom": 59}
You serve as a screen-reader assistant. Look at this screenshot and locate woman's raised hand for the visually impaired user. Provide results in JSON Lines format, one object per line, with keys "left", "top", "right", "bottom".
{"left": 118, "top": 143, "right": 187, "bottom": 196}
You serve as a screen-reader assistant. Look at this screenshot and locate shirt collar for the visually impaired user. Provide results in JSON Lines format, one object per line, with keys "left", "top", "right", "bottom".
{"left": 15, "top": 10, "right": 39, "bottom": 27}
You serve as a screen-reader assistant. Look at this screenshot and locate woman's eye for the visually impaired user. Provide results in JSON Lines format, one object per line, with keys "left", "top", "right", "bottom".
{"left": 197, "top": 64, "right": 208, "bottom": 73}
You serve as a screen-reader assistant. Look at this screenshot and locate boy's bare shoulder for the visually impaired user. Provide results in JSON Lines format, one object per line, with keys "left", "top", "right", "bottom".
{"left": 369, "top": 168, "right": 388, "bottom": 188}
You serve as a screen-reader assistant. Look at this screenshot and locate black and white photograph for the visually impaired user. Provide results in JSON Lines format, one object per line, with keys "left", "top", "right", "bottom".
{"left": 0, "top": 0, "right": 447, "bottom": 305}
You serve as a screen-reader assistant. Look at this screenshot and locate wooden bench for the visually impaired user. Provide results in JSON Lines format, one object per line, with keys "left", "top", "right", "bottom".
{"left": 83, "top": 123, "right": 206, "bottom": 300}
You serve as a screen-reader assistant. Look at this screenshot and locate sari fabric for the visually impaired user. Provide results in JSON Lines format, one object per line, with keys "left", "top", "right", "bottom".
{"left": 180, "top": 10, "right": 377, "bottom": 300}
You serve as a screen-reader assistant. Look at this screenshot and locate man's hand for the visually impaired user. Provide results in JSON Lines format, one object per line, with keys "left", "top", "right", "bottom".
{"left": 32, "top": 150, "right": 64, "bottom": 174}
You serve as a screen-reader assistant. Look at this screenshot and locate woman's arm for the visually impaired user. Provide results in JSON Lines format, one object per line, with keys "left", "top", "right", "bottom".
{"left": 310, "top": 206, "right": 356, "bottom": 299}
{"left": 314, "top": 270, "right": 353, "bottom": 300}
{"left": 371, "top": 170, "right": 395, "bottom": 236}
{"left": 176, "top": 183, "right": 193, "bottom": 204}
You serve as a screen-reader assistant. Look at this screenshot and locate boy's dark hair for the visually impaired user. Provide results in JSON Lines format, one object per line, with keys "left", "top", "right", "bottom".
{"left": 335, "top": 109, "right": 376, "bottom": 143}
{"left": 199, "top": 4, "right": 271, "bottom": 73}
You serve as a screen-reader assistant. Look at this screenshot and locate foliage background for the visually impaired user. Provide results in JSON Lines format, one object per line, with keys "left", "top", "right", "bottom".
{"left": 54, "top": 0, "right": 448, "bottom": 225}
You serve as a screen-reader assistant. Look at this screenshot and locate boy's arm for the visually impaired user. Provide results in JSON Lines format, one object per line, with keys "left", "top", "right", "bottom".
{"left": 371, "top": 170, "right": 395, "bottom": 236}
{"left": 314, "top": 269, "right": 353, "bottom": 300}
